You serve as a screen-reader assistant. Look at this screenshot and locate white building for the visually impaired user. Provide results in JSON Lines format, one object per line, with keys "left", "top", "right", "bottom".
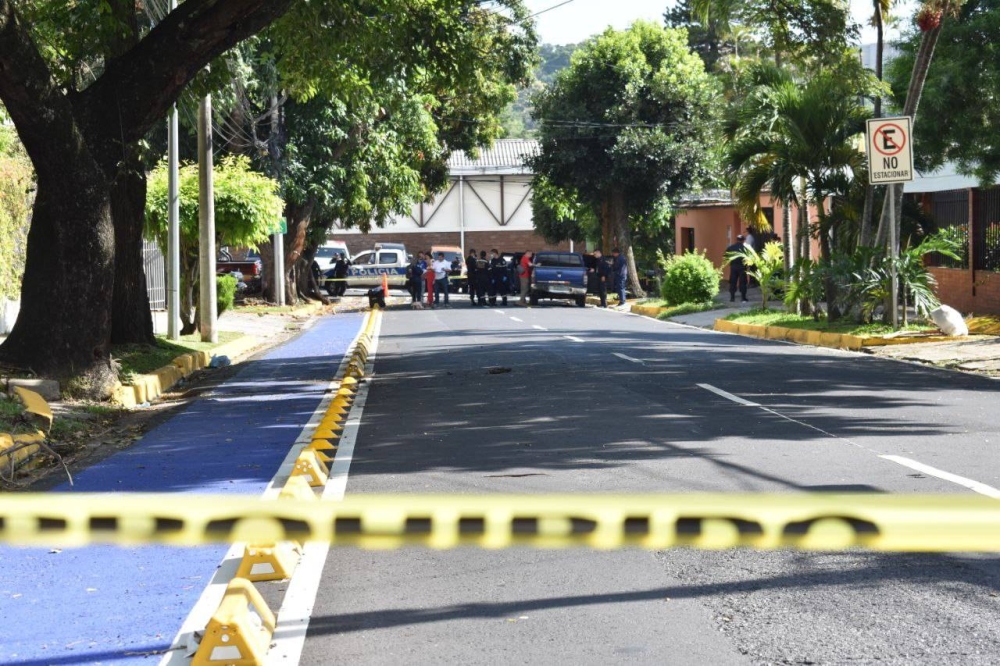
{"left": 329, "top": 139, "right": 571, "bottom": 256}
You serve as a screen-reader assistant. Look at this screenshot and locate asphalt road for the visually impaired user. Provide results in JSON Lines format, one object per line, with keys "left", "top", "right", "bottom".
{"left": 298, "top": 303, "right": 1000, "bottom": 665}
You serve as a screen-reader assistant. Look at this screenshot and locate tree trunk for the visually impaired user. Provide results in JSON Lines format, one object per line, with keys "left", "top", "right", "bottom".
{"left": 0, "top": 160, "right": 117, "bottom": 396}
{"left": 180, "top": 259, "right": 198, "bottom": 335}
{"left": 609, "top": 188, "right": 645, "bottom": 298}
{"left": 798, "top": 185, "right": 810, "bottom": 262}
{"left": 110, "top": 143, "right": 155, "bottom": 344}
{"left": 818, "top": 206, "right": 839, "bottom": 319}
{"left": 781, "top": 202, "right": 791, "bottom": 273}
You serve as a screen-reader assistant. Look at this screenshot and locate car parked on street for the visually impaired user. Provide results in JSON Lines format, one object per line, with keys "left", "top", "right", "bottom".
{"left": 530, "top": 251, "right": 588, "bottom": 307}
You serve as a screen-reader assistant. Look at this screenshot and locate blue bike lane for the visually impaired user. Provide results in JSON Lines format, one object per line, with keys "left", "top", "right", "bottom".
{"left": 0, "top": 313, "right": 364, "bottom": 666}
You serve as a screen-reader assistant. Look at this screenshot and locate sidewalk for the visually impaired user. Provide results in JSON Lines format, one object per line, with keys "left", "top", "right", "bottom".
{"left": 0, "top": 313, "right": 364, "bottom": 666}
{"left": 868, "top": 336, "right": 1000, "bottom": 377}
{"left": 664, "top": 286, "right": 762, "bottom": 328}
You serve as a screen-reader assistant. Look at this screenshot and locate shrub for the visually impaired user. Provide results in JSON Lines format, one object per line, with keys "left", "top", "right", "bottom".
{"left": 659, "top": 250, "right": 720, "bottom": 305}
{"left": 217, "top": 274, "right": 238, "bottom": 316}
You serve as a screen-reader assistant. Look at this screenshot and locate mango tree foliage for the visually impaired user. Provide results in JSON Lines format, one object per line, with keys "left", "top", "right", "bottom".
{"left": 146, "top": 156, "right": 283, "bottom": 332}
{"left": 531, "top": 21, "right": 721, "bottom": 296}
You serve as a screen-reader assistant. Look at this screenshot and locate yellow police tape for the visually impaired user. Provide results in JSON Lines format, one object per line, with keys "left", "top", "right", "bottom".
{"left": 2, "top": 493, "right": 999, "bottom": 552}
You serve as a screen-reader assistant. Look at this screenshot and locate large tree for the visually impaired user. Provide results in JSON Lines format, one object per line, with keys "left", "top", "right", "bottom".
{"left": 231, "top": 1, "right": 536, "bottom": 304}
{"left": 0, "top": 0, "right": 294, "bottom": 396}
{"left": 887, "top": 0, "right": 1000, "bottom": 184}
{"left": 872, "top": 0, "right": 966, "bottom": 251}
{"left": 531, "top": 21, "right": 721, "bottom": 297}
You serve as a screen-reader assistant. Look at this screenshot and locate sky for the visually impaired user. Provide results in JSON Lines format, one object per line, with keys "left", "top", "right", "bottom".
{"left": 523, "top": 0, "right": 916, "bottom": 47}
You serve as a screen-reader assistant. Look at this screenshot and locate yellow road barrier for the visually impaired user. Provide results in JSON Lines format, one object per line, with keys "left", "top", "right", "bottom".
{"left": 2, "top": 493, "right": 1000, "bottom": 552}
{"left": 192, "top": 578, "right": 275, "bottom": 666}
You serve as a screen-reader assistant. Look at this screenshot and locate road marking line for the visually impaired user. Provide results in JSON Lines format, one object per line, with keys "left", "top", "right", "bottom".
{"left": 510, "top": 316, "right": 524, "bottom": 322}
{"left": 697, "top": 384, "right": 1000, "bottom": 500}
{"left": 613, "top": 352, "right": 644, "bottom": 364}
{"left": 565, "top": 335, "right": 585, "bottom": 342}
{"left": 533, "top": 325, "right": 548, "bottom": 331}
{"left": 162, "top": 316, "right": 370, "bottom": 665}
{"left": 880, "top": 455, "right": 1000, "bottom": 500}
{"left": 495, "top": 310, "right": 506, "bottom": 315}
{"left": 697, "top": 383, "right": 760, "bottom": 407}
{"left": 266, "top": 314, "right": 382, "bottom": 665}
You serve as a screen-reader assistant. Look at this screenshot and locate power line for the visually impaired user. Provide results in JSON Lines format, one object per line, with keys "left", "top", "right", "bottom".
{"left": 519, "top": 0, "right": 578, "bottom": 23}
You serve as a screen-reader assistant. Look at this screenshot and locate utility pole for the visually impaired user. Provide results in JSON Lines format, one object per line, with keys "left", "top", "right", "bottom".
{"left": 166, "top": 0, "right": 180, "bottom": 340}
{"left": 198, "top": 90, "right": 218, "bottom": 343}
{"left": 273, "top": 226, "right": 286, "bottom": 307}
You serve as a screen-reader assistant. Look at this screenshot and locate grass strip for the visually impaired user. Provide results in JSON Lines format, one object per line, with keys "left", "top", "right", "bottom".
{"left": 656, "top": 301, "right": 727, "bottom": 319}
{"left": 724, "top": 309, "right": 928, "bottom": 336}
{"left": 111, "top": 331, "right": 243, "bottom": 381}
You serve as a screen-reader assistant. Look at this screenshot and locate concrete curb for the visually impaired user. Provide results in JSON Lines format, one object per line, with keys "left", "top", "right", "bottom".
{"left": 113, "top": 335, "right": 267, "bottom": 408}
{"left": 713, "top": 318, "right": 966, "bottom": 351}
{"left": 630, "top": 304, "right": 666, "bottom": 318}
{"left": 112, "top": 302, "right": 330, "bottom": 407}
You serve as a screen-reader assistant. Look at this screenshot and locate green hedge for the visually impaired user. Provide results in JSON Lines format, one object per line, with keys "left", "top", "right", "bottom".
{"left": 660, "top": 250, "right": 720, "bottom": 305}
{"left": 217, "top": 274, "right": 238, "bottom": 316}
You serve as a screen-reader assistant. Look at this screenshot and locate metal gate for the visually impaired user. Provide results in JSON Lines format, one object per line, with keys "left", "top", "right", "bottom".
{"left": 143, "top": 240, "right": 166, "bottom": 310}
{"left": 929, "top": 189, "right": 969, "bottom": 268}
{"left": 974, "top": 187, "right": 1000, "bottom": 272}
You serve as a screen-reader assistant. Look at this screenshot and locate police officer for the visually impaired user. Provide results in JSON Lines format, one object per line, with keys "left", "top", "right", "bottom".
{"left": 332, "top": 253, "right": 350, "bottom": 298}
{"left": 465, "top": 248, "right": 478, "bottom": 305}
{"left": 612, "top": 247, "right": 627, "bottom": 306}
{"left": 487, "top": 248, "right": 509, "bottom": 306}
{"left": 589, "top": 249, "right": 611, "bottom": 308}
{"left": 475, "top": 250, "right": 490, "bottom": 306}
{"left": 726, "top": 235, "right": 749, "bottom": 302}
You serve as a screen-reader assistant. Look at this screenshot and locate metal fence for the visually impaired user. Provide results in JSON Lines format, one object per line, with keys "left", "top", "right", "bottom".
{"left": 928, "top": 189, "right": 969, "bottom": 269}
{"left": 143, "top": 240, "right": 166, "bottom": 310}
{"left": 974, "top": 187, "right": 1000, "bottom": 272}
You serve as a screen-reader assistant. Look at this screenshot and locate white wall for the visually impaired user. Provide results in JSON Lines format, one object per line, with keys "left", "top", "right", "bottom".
{"left": 333, "top": 175, "right": 534, "bottom": 235}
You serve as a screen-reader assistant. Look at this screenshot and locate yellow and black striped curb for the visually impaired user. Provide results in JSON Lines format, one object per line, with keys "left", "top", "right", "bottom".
{"left": 3, "top": 493, "right": 1000, "bottom": 552}
{"left": 714, "top": 319, "right": 966, "bottom": 351}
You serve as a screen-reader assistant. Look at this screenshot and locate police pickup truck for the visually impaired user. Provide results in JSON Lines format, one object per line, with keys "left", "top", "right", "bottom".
{"left": 529, "top": 251, "right": 588, "bottom": 307}
{"left": 323, "top": 243, "right": 409, "bottom": 292}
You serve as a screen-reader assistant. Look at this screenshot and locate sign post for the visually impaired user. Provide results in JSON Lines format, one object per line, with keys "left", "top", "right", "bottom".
{"left": 866, "top": 116, "right": 914, "bottom": 329}
{"left": 273, "top": 218, "right": 287, "bottom": 307}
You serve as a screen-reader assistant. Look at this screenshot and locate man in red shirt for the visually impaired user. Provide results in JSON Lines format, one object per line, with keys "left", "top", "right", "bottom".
{"left": 518, "top": 251, "right": 534, "bottom": 305}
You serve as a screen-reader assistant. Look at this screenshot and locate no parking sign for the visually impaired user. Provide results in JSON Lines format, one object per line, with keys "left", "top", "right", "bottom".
{"left": 866, "top": 116, "right": 914, "bottom": 184}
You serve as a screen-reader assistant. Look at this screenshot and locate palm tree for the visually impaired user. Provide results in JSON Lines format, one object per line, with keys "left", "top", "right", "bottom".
{"left": 858, "top": 0, "right": 894, "bottom": 248}
{"left": 727, "top": 72, "right": 867, "bottom": 317}
{"left": 723, "top": 63, "right": 796, "bottom": 270}
{"left": 873, "top": 0, "right": 966, "bottom": 251}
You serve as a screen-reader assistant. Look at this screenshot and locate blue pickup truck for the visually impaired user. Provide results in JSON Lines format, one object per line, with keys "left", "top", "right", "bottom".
{"left": 529, "top": 251, "right": 588, "bottom": 307}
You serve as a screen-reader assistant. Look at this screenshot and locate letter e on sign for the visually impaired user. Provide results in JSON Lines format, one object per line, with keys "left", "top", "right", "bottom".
{"left": 866, "top": 116, "right": 914, "bottom": 184}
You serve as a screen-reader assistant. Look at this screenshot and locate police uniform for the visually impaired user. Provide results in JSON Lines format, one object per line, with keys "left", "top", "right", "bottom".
{"left": 488, "top": 254, "right": 509, "bottom": 306}
{"left": 475, "top": 253, "right": 490, "bottom": 306}
{"left": 591, "top": 255, "right": 611, "bottom": 307}
{"left": 466, "top": 252, "right": 478, "bottom": 304}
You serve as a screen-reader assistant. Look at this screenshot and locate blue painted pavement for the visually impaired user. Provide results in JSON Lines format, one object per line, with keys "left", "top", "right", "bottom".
{"left": 0, "top": 314, "right": 363, "bottom": 665}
